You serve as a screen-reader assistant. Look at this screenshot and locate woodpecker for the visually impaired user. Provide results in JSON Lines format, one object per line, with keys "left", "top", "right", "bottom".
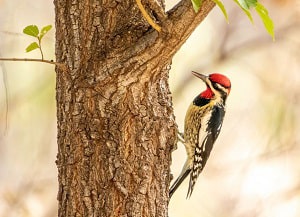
{"left": 170, "top": 71, "right": 231, "bottom": 198}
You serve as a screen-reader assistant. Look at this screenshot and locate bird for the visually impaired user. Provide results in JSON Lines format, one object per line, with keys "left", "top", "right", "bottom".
{"left": 169, "top": 71, "right": 231, "bottom": 198}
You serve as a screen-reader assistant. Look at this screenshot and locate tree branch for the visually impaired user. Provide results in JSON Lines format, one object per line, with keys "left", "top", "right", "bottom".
{"left": 165, "top": 0, "right": 215, "bottom": 42}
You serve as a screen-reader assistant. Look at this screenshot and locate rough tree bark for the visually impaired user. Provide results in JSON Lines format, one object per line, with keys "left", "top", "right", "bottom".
{"left": 54, "top": 0, "right": 215, "bottom": 216}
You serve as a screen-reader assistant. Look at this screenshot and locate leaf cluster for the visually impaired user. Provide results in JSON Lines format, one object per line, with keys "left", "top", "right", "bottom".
{"left": 23, "top": 25, "right": 52, "bottom": 59}
{"left": 191, "top": 0, "right": 275, "bottom": 40}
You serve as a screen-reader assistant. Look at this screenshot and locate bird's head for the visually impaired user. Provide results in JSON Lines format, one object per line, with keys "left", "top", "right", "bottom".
{"left": 192, "top": 71, "right": 231, "bottom": 100}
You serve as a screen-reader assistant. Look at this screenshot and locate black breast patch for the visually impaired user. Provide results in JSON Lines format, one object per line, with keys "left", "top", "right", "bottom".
{"left": 193, "top": 96, "right": 210, "bottom": 107}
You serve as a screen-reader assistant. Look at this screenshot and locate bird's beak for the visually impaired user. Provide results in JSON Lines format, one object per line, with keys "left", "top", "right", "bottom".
{"left": 192, "top": 71, "right": 208, "bottom": 83}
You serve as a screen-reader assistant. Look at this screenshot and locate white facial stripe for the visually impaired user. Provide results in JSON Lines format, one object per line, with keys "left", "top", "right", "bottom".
{"left": 205, "top": 78, "right": 215, "bottom": 92}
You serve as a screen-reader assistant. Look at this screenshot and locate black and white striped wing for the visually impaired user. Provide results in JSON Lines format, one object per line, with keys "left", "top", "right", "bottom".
{"left": 187, "top": 105, "right": 225, "bottom": 198}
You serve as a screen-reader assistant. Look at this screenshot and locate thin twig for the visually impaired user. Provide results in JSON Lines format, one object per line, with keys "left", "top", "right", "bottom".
{"left": 0, "top": 57, "right": 64, "bottom": 68}
{"left": 136, "top": 0, "right": 162, "bottom": 32}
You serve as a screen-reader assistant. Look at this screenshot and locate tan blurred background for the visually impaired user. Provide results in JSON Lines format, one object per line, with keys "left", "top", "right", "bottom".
{"left": 0, "top": 0, "right": 300, "bottom": 216}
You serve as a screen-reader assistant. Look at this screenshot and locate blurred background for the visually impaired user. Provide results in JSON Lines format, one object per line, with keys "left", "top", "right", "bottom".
{"left": 0, "top": 0, "right": 299, "bottom": 216}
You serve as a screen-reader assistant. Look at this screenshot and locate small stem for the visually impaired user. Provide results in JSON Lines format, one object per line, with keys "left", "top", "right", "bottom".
{"left": 38, "top": 37, "right": 44, "bottom": 60}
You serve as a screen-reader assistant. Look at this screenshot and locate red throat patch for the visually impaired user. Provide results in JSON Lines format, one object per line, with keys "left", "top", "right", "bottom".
{"left": 200, "top": 88, "right": 214, "bottom": 99}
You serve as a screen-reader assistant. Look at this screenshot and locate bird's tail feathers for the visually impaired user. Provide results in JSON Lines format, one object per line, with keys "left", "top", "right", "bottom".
{"left": 169, "top": 162, "right": 191, "bottom": 198}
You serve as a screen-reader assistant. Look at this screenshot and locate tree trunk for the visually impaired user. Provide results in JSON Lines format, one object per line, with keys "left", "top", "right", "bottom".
{"left": 54, "top": 0, "right": 215, "bottom": 216}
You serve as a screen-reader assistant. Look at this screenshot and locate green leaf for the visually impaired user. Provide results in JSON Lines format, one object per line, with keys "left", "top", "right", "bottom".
{"left": 23, "top": 25, "right": 39, "bottom": 38}
{"left": 241, "top": 7, "right": 254, "bottom": 23}
{"left": 255, "top": 2, "right": 275, "bottom": 40}
{"left": 233, "top": 0, "right": 254, "bottom": 23}
{"left": 211, "top": 0, "right": 229, "bottom": 23}
{"left": 236, "top": 0, "right": 257, "bottom": 10}
{"left": 25, "top": 42, "right": 40, "bottom": 52}
{"left": 40, "top": 25, "right": 52, "bottom": 39}
{"left": 191, "top": 0, "right": 203, "bottom": 13}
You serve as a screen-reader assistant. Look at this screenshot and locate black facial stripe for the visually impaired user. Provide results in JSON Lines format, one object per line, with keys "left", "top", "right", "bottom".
{"left": 212, "top": 83, "right": 227, "bottom": 94}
